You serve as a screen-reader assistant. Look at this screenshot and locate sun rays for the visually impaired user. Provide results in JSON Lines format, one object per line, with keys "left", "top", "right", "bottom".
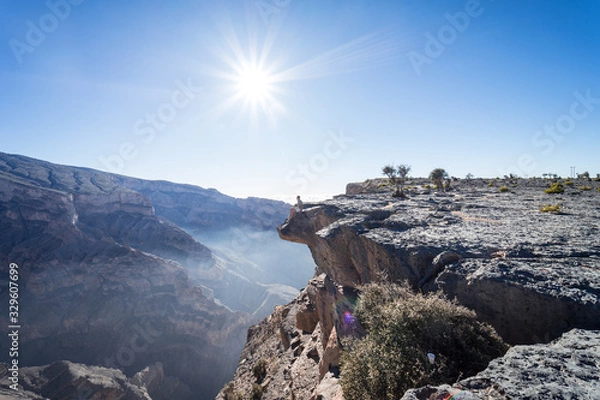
{"left": 202, "top": 9, "right": 403, "bottom": 131}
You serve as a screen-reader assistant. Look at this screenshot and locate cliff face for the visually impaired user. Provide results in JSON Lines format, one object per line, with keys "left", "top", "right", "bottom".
{"left": 0, "top": 165, "right": 246, "bottom": 399}
{"left": 220, "top": 178, "right": 600, "bottom": 399}
{"left": 0, "top": 152, "right": 313, "bottom": 399}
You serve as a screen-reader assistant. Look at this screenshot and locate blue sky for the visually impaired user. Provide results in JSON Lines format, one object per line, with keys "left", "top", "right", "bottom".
{"left": 1, "top": 0, "right": 599, "bottom": 201}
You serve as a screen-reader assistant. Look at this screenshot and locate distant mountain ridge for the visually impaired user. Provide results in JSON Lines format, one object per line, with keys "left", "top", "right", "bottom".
{"left": 0, "top": 152, "right": 290, "bottom": 230}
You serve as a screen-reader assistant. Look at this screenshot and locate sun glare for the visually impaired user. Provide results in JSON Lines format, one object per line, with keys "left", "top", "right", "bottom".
{"left": 237, "top": 65, "right": 271, "bottom": 102}
{"left": 205, "top": 12, "right": 400, "bottom": 130}
{"left": 227, "top": 60, "right": 284, "bottom": 128}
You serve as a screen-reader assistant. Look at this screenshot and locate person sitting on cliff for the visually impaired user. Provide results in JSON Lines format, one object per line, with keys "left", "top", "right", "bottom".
{"left": 289, "top": 195, "right": 303, "bottom": 219}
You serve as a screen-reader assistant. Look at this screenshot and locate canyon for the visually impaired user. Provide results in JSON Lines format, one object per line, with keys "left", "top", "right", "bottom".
{"left": 1, "top": 152, "right": 598, "bottom": 399}
{"left": 0, "top": 152, "right": 314, "bottom": 399}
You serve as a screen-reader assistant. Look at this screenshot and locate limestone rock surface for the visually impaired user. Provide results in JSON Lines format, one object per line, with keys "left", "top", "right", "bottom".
{"left": 401, "top": 329, "right": 600, "bottom": 400}
{"left": 278, "top": 178, "right": 600, "bottom": 345}
{"left": 224, "top": 177, "right": 600, "bottom": 399}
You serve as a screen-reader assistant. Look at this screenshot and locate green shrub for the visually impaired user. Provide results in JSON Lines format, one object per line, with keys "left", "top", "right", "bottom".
{"left": 340, "top": 283, "right": 508, "bottom": 400}
{"left": 252, "top": 358, "right": 268, "bottom": 383}
{"left": 498, "top": 186, "right": 510, "bottom": 193}
{"left": 540, "top": 204, "right": 561, "bottom": 213}
{"left": 544, "top": 182, "right": 564, "bottom": 194}
{"left": 251, "top": 383, "right": 263, "bottom": 400}
{"left": 579, "top": 186, "right": 592, "bottom": 191}
{"left": 487, "top": 180, "right": 494, "bottom": 187}
{"left": 564, "top": 179, "right": 574, "bottom": 186}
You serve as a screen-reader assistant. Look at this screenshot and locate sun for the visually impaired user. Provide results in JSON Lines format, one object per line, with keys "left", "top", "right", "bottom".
{"left": 202, "top": 8, "right": 399, "bottom": 131}
{"left": 236, "top": 64, "right": 272, "bottom": 103}
{"left": 227, "top": 59, "right": 284, "bottom": 127}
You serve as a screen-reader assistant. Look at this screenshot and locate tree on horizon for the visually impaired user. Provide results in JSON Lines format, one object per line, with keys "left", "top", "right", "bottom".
{"left": 382, "top": 164, "right": 411, "bottom": 197}
{"left": 429, "top": 168, "right": 449, "bottom": 191}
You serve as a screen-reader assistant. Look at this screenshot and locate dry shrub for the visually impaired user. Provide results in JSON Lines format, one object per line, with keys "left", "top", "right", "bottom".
{"left": 540, "top": 204, "right": 561, "bottom": 213}
{"left": 340, "top": 283, "right": 508, "bottom": 400}
{"left": 545, "top": 182, "right": 564, "bottom": 193}
{"left": 252, "top": 358, "right": 268, "bottom": 383}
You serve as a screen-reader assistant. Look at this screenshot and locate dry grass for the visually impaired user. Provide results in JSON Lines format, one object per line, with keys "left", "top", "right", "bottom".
{"left": 540, "top": 204, "right": 561, "bottom": 213}
{"left": 544, "top": 182, "right": 564, "bottom": 194}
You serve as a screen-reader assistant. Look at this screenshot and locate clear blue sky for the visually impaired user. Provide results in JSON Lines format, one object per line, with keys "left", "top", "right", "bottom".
{"left": 1, "top": 0, "right": 599, "bottom": 201}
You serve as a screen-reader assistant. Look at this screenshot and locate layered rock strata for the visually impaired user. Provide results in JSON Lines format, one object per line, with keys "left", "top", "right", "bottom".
{"left": 0, "top": 152, "right": 313, "bottom": 320}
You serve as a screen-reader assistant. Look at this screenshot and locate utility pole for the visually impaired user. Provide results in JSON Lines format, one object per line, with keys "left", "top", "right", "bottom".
{"left": 570, "top": 166, "right": 576, "bottom": 178}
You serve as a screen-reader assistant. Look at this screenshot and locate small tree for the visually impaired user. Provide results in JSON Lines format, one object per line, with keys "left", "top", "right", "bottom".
{"left": 429, "top": 168, "right": 448, "bottom": 191}
{"left": 382, "top": 165, "right": 411, "bottom": 197}
{"left": 382, "top": 165, "right": 397, "bottom": 185}
{"left": 396, "top": 164, "right": 411, "bottom": 197}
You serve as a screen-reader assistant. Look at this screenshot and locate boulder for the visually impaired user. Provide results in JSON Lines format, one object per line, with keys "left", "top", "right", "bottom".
{"left": 401, "top": 329, "right": 600, "bottom": 399}
{"left": 1, "top": 360, "right": 152, "bottom": 400}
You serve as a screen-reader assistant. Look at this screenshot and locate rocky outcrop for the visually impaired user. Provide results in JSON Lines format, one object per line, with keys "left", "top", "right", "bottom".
{"left": 223, "top": 177, "right": 600, "bottom": 399}
{"left": 216, "top": 275, "right": 360, "bottom": 399}
{"left": 401, "top": 329, "right": 600, "bottom": 399}
{"left": 215, "top": 288, "right": 328, "bottom": 400}
{"left": 0, "top": 360, "right": 154, "bottom": 400}
{"left": 278, "top": 179, "right": 600, "bottom": 345}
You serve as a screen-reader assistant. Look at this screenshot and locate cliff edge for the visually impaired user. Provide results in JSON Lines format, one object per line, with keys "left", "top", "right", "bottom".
{"left": 219, "top": 178, "right": 600, "bottom": 399}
